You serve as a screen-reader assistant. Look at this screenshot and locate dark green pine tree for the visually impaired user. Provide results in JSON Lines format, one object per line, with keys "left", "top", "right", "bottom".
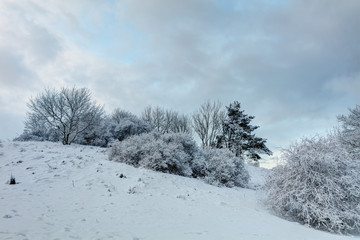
{"left": 216, "top": 101, "right": 272, "bottom": 162}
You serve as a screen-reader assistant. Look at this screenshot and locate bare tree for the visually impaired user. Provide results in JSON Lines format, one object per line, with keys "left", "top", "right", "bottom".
{"left": 141, "top": 106, "right": 152, "bottom": 126}
{"left": 142, "top": 105, "right": 165, "bottom": 132}
{"left": 164, "top": 109, "right": 175, "bottom": 133}
{"left": 141, "top": 105, "right": 192, "bottom": 134}
{"left": 172, "top": 113, "right": 192, "bottom": 135}
{"left": 163, "top": 110, "right": 192, "bottom": 134}
{"left": 27, "top": 87, "right": 104, "bottom": 145}
{"left": 192, "top": 100, "right": 224, "bottom": 148}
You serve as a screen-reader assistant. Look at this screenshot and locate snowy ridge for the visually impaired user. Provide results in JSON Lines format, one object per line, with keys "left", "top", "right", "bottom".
{"left": 0, "top": 141, "right": 355, "bottom": 240}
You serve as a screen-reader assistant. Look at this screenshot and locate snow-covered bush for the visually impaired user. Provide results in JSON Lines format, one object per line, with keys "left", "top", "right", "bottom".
{"left": 109, "top": 132, "right": 197, "bottom": 176}
{"left": 109, "top": 132, "right": 250, "bottom": 188}
{"left": 201, "top": 148, "right": 249, "bottom": 188}
{"left": 14, "top": 129, "right": 59, "bottom": 142}
{"left": 264, "top": 135, "right": 360, "bottom": 234}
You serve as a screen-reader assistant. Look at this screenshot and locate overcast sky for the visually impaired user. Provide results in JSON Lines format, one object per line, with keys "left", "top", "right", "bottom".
{"left": 1, "top": 0, "right": 359, "bottom": 165}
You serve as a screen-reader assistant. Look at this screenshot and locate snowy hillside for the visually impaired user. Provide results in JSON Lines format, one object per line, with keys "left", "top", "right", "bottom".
{"left": 0, "top": 141, "right": 356, "bottom": 240}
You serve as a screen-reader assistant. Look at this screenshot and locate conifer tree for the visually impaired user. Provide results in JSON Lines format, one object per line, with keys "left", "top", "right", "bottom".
{"left": 216, "top": 101, "right": 272, "bottom": 162}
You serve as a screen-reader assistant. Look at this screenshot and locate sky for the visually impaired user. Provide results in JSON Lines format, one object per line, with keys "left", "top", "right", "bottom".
{"left": 0, "top": 0, "right": 359, "bottom": 166}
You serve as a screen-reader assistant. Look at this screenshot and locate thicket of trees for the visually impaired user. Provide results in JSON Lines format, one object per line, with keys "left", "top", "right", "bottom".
{"left": 141, "top": 105, "right": 192, "bottom": 134}
{"left": 192, "top": 100, "right": 272, "bottom": 165}
{"left": 16, "top": 87, "right": 272, "bottom": 165}
{"left": 264, "top": 105, "right": 360, "bottom": 234}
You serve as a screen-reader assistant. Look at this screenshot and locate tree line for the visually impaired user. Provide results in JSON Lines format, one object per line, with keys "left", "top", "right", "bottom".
{"left": 15, "top": 87, "right": 272, "bottom": 164}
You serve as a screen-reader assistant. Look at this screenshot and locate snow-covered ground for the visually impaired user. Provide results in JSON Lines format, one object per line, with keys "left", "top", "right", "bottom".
{"left": 0, "top": 141, "right": 357, "bottom": 240}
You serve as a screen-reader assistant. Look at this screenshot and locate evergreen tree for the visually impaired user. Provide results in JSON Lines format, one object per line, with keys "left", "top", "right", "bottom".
{"left": 216, "top": 101, "right": 272, "bottom": 162}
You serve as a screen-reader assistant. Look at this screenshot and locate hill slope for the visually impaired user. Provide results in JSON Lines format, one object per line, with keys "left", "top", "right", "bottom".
{"left": 0, "top": 141, "right": 356, "bottom": 240}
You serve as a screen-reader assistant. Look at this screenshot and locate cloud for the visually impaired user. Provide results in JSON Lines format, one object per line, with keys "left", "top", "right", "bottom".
{"left": 325, "top": 73, "right": 360, "bottom": 102}
{"left": 0, "top": 2, "right": 62, "bottom": 65}
{"left": 0, "top": 48, "right": 35, "bottom": 88}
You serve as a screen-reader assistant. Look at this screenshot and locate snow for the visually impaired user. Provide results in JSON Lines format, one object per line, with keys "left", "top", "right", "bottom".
{"left": 245, "top": 164, "right": 271, "bottom": 189}
{"left": 0, "top": 141, "right": 357, "bottom": 240}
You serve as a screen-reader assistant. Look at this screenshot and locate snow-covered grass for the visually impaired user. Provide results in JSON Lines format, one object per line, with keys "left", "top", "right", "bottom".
{"left": 0, "top": 141, "right": 356, "bottom": 240}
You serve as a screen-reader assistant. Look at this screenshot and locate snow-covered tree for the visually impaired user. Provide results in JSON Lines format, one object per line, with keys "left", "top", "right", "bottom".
{"left": 23, "top": 87, "right": 104, "bottom": 145}
{"left": 216, "top": 101, "right": 271, "bottom": 163}
{"left": 192, "top": 100, "right": 225, "bottom": 148}
{"left": 109, "top": 109, "right": 152, "bottom": 141}
{"left": 264, "top": 135, "right": 360, "bottom": 234}
{"left": 338, "top": 105, "right": 360, "bottom": 158}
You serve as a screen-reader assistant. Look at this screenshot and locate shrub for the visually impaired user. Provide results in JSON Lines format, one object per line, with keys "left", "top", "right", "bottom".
{"left": 9, "top": 175, "right": 16, "bottom": 185}
{"left": 109, "top": 132, "right": 249, "bottom": 188}
{"left": 109, "top": 132, "right": 196, "bottom": 177}
{"left": 14, "top": 129, "right": 59, "bottom": 142}
{"left": 264, "top": 135, "right": 360, "bottom": 234}
{"left": 199, "top": 148, "right": 249, "bottom": 188}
